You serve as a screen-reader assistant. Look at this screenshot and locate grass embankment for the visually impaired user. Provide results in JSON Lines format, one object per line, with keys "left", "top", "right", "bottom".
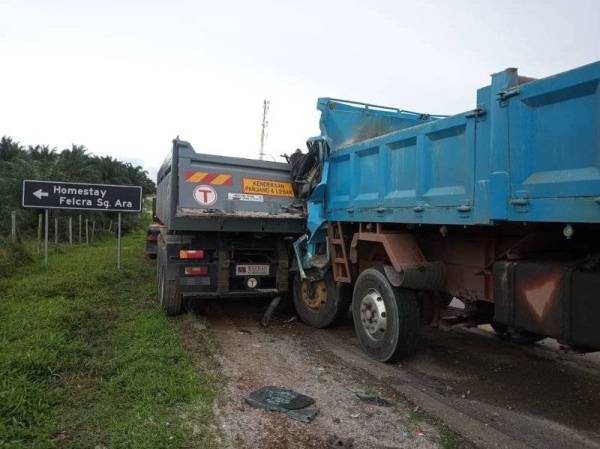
{"left": 0, "top": 233, "right": 220, "bottom": 449}
{"left": 0, "top": 238, "right": 32, "bottom": 278}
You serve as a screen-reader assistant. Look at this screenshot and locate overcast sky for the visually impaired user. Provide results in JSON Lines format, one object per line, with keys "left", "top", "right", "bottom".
{"left": 1, "top": 0, "right": 599, "bottom": 179}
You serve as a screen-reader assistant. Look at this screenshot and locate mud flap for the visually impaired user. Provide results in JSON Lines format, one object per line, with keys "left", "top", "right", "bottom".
{"left": 493, "top": 260, "right": 600, "bottom": 349}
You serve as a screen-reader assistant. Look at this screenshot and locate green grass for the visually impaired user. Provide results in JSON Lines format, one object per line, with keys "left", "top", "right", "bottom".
{"left": 0, "top": 238, "right": 32, "bottom": 277}
{"left": 408, "top": 406, "right": 471, "bottom": 449}
{"left": 0, "top": 233, "right": 220, "bottom": 449}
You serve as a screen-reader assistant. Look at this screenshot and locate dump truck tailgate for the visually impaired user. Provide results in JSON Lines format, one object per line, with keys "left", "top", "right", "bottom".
{"left": 156, "top": 140, "right": 305, "bottom": 233}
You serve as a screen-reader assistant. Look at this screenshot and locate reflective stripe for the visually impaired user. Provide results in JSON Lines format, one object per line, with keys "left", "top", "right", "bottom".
{"left": 185, "top": 171, "right": 232, "bottom": 185}
{"left": 211, "top": 174, "right": 232, "bottom": 185}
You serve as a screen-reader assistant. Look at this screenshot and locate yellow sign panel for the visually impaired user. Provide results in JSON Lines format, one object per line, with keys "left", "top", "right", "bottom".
{"left": 242, "top": 178, "right": 294, "bottom": 197}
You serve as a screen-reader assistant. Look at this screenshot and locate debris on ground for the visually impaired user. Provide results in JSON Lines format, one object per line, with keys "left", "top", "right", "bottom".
{"left": 245, "top": 386, "right": 318, "bottom": 423}
{"left": 326, "top": 435, "right": 354, "bottom": 448}
{"left": 260, "top": 296, "right": 281, "bottom": 327}
{"left": 355, "top": 392, "right": 394, "bottom": 407}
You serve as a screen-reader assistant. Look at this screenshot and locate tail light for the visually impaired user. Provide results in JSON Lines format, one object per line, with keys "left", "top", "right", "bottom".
{"left": 180, "top": 249, "right": 205, "bottom": 259}
{"left": 147, "top": 234, "right": 158, "bottom": 241}
{"left": 184, "top": 266, "right": 208, "bottom": 276}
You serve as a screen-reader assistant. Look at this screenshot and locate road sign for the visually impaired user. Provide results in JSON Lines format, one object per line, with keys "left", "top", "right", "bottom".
{"left": 22, "top": 180, "right": 142, "bottom": 212}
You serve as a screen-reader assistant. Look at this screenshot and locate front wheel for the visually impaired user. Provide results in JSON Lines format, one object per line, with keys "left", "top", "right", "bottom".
{"left": 293, "top": 271, "right": 351, "bottom": 328}
{"left": 352, "top": 267, "right": 420, "bottom": 362}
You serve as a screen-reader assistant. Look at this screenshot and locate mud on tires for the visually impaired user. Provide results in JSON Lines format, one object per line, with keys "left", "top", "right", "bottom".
{"left": 352, "top": 267, "right": 420, "bottom": 362}
{"left": 293, "top": 271, "right": 351, "bottom": 328}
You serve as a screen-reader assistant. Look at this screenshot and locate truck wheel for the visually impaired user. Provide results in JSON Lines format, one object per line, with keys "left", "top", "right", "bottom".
{"left": 352, "top": 267, "right": 420, "bottom": 362}
{"left": 293, "top": 272, "right": 351, "bottom": 328}
{"left": 157, "top": 249, "right": 183, "bottom": 316}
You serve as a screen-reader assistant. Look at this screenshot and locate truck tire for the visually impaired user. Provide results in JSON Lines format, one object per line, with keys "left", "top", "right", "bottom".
{"left": 157, "top": 248, "right": 183, "bottom": 316}
{"left": 293, "top": 272, "right": 351, "bottom": 328}
{"left": 352, "top": 267, "right": 420, "bottom": 362}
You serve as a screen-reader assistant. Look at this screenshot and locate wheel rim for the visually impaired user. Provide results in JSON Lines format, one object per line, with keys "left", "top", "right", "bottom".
{"left": 359, "top": 288, "right": 387, "bottom": 341}
{"left": 300, "top": 279, "right": 327, "bottom": 311}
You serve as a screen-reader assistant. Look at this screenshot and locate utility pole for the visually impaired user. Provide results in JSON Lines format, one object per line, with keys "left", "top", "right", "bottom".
{"left": 259, "top": 99, "right": 270, "bottom": 160}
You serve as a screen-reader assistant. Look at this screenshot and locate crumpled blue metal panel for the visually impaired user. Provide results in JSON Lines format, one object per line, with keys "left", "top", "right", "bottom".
{"left": 316, "top": 98, "right": 441, "bottom": 151}
{"left": 311, "top": 61, "right": 600, "bottom": 227}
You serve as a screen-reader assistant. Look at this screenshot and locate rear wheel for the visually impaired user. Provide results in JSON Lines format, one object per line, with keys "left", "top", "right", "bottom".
{"left": 352, "top": 267, "right": 420, "bottom": 362}
{"left": 293, "top": 271, "right": 351, "bottom": 328}
{"left": 157, "top": 246, "right": 183, "bottom": 316}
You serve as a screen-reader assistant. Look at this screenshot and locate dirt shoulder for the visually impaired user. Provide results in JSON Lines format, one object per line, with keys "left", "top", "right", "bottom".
{"left": 181, "top": 299, "right": 473, "bottom": 449}
{"left": 177, "top": 298, "right": 600, "bottom": 449}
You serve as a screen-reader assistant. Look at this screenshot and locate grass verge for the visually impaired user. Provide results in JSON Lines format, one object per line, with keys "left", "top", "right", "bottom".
{"left": 0, "top": 238, "right": 32, "bottom": 277}
{"left": 0, "top": 233, "right": 220, "bottom": 449}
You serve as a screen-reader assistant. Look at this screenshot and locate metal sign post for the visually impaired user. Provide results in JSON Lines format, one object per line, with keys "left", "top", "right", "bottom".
{"left": 38, "top": 213, "right": 42, "bottom": 243}
{"left": 117, "top": 212, "right": 122, "bottom": 270}
{"left": 44, "top": 209, "right": 48, "bottom": 266}
{"left": 22, "top": 180, "right": 142, "bottom": 269}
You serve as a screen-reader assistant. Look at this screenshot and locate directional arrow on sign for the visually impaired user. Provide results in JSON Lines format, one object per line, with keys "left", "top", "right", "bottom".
{"left": 33, "top": 189, "right": 49, "bottom": 199}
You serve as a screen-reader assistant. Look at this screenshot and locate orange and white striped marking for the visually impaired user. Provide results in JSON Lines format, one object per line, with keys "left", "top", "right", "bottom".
{"left": 185, "top": 171, "right": 233, "bottom": 186}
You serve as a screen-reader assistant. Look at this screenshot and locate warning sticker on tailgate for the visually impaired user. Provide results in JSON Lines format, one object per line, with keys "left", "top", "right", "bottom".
{"left": 242, "top": 178, "right": 294, "bottom": 197}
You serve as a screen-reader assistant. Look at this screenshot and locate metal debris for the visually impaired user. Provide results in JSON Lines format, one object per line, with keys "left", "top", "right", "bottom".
{"left": 355, "top": 392, "right": 393, "bottom": 407}
{"left": 245, "top": 386, "right": 318, "bottom": 423}
{"left": 260, "top": 296, "right": 281, "bottom": 327}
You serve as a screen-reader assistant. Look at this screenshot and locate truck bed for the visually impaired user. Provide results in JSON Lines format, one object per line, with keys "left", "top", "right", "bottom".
{"left": 156, "top": 140, "right": 305, "bottom": 233}
{"left": 317, "top": 61, "right": 600, "bottom": 225}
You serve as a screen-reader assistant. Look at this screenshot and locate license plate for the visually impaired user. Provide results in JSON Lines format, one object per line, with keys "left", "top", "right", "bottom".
{"left": 235, "top": 264, "right": 270, "bottom": 276}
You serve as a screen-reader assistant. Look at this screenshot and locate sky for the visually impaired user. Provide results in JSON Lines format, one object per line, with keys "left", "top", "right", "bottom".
{"left": 1, "top": 0, "right": 599, "bottom": 180}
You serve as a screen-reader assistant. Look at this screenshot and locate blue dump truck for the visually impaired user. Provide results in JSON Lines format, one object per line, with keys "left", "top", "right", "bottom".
{"left": 292, "top": 61, "right": 600, "bottom": 362}
{"left": 155, "top": 139, "right": 304, "bottom": 315}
